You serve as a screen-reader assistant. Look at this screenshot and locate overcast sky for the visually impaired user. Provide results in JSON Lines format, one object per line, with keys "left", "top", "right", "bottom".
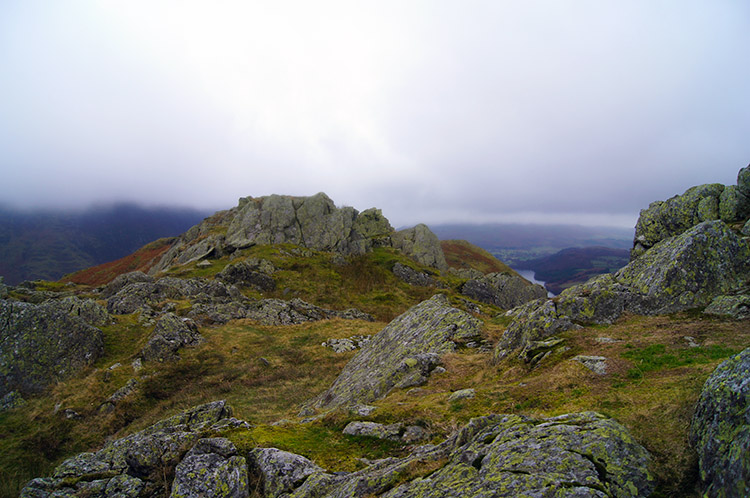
{"left": 1, "top": 1, "right": 748, "bottom": 228}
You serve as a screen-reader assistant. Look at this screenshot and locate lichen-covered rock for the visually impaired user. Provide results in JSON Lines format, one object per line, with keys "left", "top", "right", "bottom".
{"left": 383, "top": 412, "right": 653, "bottom": 498}
{"left": 321, "top": 335, "right": 371, "bottom": 353}
{"left": 737, "top": 165, "right": 750, "bottom": 198}
{"left": 102, "top": 271, "right": 154, "bottom": 298}
{"left": 188, "top": 296, "right": 373, "bottom": 326}
{"left": 573, "top": 355, "right": 608, "bottom": 375}
{"left": 704, "top": 295, "right": 750, "bottom": 320}
{"left": 342, "top": 421, "right": 403, "bottom": 441}
{"left": 51, "top": 296, "right": 111, "bottom": 327}
{"left": 617, "top": 220, "right": 750, "bottom": 313}
{"left": 0, "top": 390, "right": 25, "bottom": 411}
{"left": 494, "top": 299, "right": 578, "bottom": 362}
{"left": 107, "top": 277, "right": 232, "bottom": 314}
{"left": 690, "top": 348, "right": 750, "bottom": 498}
{"left": 461, "top": 272, "right": 547, "bottom": 309}
{"left": 224, "top": 193, "right": 366, "bottom": 255}
{"left": 248, "top": 447, "right": 324, "bottom": 498}
{"left": 170, "top": 438, "right": 249, "bottom": 498}
{"left": 217, "top": 259, "right": 276, "bottom": 291}
{"left": 448, "top": 388, "right": 476, "bottom": 401}
{"left": 392, "top": 262, "right": 438, "bottom": 287}
{"left": 244, "top": 298, "right": 374, "bottom": 326}
{"left": 498, "top": 220, "right": 750, "bottom": 359}
{"left": 139, "top": 313, "right": 203, "bottom": 362}
{"left": 391, "top": 224, "right": 448, "bottom": 271}
{"left": 0, "top": 299, "right": 104, "bottom": 398}
{"left": 720, "top": 185, "right": 750, "bottom": 222}
{"left": 275, "top": 412, "right": 652, "bottom": 498}
{"left": 0, "top": 276, "right": 7, "bottom": 299}
{"left": 631, "top": 183, "right": 724, "bottom": 259}
{"left": 22, "top": 400, "right": 239, "bottom": 497}
{"left": 306, "top": 295, "right": 482, "bottom": 411}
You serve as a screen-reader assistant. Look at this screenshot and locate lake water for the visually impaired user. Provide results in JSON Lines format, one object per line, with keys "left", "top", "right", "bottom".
{"left": 514, "top": 269, "right": 556, "bottom": 297}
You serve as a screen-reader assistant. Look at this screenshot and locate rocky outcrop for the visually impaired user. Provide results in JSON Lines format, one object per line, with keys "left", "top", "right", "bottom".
{"left": 102, "top": 271, "right": 154, "bottom": 298}
{"left": 248, "top": 447, "right": 324, "bottom": 498}
{"left": 0, "top": 299, "right": 105, "bottom": 398}
{"left": 392, "top": 262, "right": 438, "bottom": 287}
{"left": 216, "top": 259, "right": 276, "bottom": 292}
{"left": 250, "top": 412, "right": 653, "bottom": 498}
{"left": 139, "top": 313, "right": 204, "bottom": 362}
{"left": 189, "top": 298, "right": 373, "bottom": 326}
{"left": 391, "top": 224, "right": 448, "bottom": 271}
{"left": 496, "top": 220, "right": 750, "bottom": 361}
{"left": 147, "top": 194, "right": 453, "bottom": 279}
{"left": 106, "top": 277, "right": 232, "bottom": 315}
{"left": 704, "top": 295, "right": 750, "bottom": 320}
{"left": 690, "top": 348, "right": 750, "bottom": 498}
{"left": 631, "top": 166, "right": 750, "bottom": 259}
{"left": 305, "top": 294, "right": 482, "bottom": 412}
{"left": 461, "top": 272, "right": 547, "bottom": 309}
{"left": 21, "top": 400, "right": 247, "bottom": 498}
{"left": 170, "top": 438, "right": 249, "bottom": 498}
{"left": 342, "top": 421, "right": 403, "bottom": 441}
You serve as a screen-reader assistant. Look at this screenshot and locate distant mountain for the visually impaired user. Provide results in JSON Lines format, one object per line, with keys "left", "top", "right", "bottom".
{"left": 429, "top": 222, "right": 633, "bottom": 266}
{"left": 0, "top": 204, "right": 210, "bottom": 284}
{"left": 518, "top": 246, "right": 630, "bottom": 294}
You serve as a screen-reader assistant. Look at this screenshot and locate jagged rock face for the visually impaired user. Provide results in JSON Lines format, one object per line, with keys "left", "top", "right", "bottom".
{"left": 149, "top": 194, "right": 452, "bottom": 277}
{"left": 496, "top": 220, "right": 750, "bottom": 360}
{"left": 139, "top": 313, "right": 204, "bottom": 362}
{"left": 690, "top": 348, "right": 750, "bottom": 498}
{"left": 306, "top": 295, "right": 482, "bottom": 412}
{"left": 0, "top": 299, "right": 105, "bottom": 398}
{"left": 224, "top": 193, "right": 393, "bottom": 256}
{"left": 461, "top": 272, "right": 547, "bottom": 309}
{"left": 170, "top": 438, "right": 249, "bottom": 498}
{"left": 261, "top": 412, "right": 652, "bottom": 498}
{"left": 631, "top": 183, "right": 724, "bottom": 259}
{"left": 391, "top": 224, "right": 448, "bottom": 271}
{"left": 631, "top": 167, "right": 750, "bottom": 259}
{"left": 21, "top": 401, "right": 245, "bottom": 498}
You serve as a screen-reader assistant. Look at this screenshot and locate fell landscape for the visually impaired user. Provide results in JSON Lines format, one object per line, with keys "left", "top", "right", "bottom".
{"left": 1, "top": 169, "right": 749, "bottom": 497}
{"left": 2, "top": 3, "right": 749, "bottom": 498}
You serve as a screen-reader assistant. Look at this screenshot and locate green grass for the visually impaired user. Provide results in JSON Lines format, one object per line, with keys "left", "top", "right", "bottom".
{"left": 228, "top": 421, "right": 405, "bottom": 472}
{"left": 622, "top": 343, "right": 738, "bottom": 379}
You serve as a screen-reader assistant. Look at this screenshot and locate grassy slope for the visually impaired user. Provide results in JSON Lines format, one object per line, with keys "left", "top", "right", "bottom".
{"left": 61, "top": 238, "right": 175, "bottom": 287}
{"left": 441, "top": 239, "right": 520, "bottom": 277}
{"left": 1, "top": 242, "right": 746, "bottom": 497}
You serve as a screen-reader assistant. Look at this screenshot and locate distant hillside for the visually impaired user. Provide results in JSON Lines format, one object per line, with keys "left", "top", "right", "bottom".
{"left": 440, "top": 239, "right": 519, "bottom": 276}
{"left": 0, "top": 204, "right": 210, "bottom": 284}
{"left": 430, "top": 223, "right": 632, "bottom": 265}
{"left": 518, "top": 246, "right": 630, "bottom": 294}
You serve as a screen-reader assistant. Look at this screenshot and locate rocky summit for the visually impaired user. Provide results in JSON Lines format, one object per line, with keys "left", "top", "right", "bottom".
{"left": 2, "top": 175, "right": 750, "bottom": 498}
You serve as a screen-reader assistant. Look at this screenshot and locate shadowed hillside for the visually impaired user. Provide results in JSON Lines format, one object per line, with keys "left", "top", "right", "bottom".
{"left": 0, "top": 204, "right": 209, "bottom": 285}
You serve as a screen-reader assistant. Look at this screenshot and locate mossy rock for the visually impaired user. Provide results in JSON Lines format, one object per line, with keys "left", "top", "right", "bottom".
{"left": 306, "top": 294, "right": 482, "bottom": 411}
{"left": 690, "top": 347, "right": 750, "bottom": 498}
{"left": 0, "top": 299, "right": 104, "bottom": 397}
